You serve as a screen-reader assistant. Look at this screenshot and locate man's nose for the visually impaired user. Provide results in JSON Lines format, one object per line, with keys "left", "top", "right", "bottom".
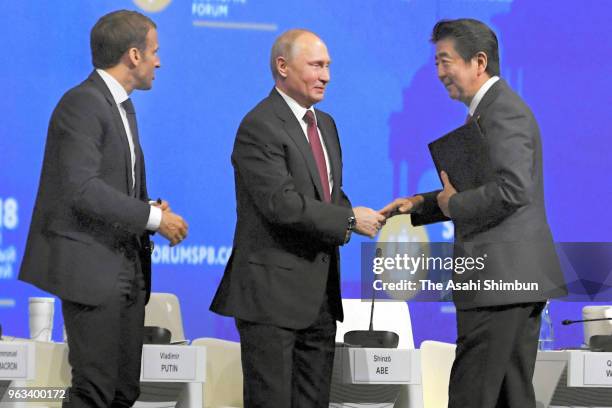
{"left": 320, "top": 66, "right": 330, "bottom": 83}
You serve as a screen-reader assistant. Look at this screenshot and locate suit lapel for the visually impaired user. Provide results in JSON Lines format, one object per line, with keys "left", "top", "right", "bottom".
{"left": 316, "top": 112, "right": 341, "bottom": 203}
{"left": 270, "top": 89, "right": 327, "bottom": 201}
{"left": 88, "top": 71, "right": 134, "bottom": 195}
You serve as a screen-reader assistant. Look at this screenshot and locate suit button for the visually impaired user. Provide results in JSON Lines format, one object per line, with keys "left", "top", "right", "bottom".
{"left": 322, "top": 255, "right": 328, "bottom": 263}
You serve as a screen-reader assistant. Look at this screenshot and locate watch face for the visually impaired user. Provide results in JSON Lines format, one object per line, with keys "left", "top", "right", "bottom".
{"left": 349, "top": 216, "right": 356, "bottom": 230}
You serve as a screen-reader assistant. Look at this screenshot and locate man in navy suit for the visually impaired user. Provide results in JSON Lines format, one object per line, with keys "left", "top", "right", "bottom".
{"left": 211, "top": 29, "right": 385, "bottom": 407}
{"left": 20, "top": 10, "right": 188, "bottom": 407}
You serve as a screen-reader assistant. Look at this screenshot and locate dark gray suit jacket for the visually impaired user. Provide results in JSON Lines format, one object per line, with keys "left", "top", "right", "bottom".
{"left": 20, "top": 71, "right": 153, "bottom": 306}
{"left": 413, "top": 79, "right": 567, "bottom": 309}
{"left": 210, "top": 89, "right": 353, "bottom": 329}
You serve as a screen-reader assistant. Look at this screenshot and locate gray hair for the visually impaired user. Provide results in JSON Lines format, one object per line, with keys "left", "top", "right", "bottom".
{"left": 269, "top": 29, "right": 319, "bottom": 80}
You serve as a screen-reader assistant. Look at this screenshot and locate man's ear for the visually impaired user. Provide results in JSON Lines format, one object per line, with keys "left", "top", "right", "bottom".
{"left": 125, "top": 47, "right": 141, "bottom": 68}
{"left": 475, "top": 51, "right": 488, "bottom": 75}
{"left": 276, "top": 56, "right": 289, "bottom": 79}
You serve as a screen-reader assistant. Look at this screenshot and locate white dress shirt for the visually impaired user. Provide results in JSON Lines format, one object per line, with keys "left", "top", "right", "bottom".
{"left": 468, "top": 75, "right": 500, "bottom": 117}
{"left": 96, "top": 69, "right": 161, "bottom": 231}
{"left": 275, "top": 87, "right": 334, "bottom": 194}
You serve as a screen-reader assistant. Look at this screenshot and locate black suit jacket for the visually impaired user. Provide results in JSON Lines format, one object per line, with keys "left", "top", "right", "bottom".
{"left": 210, "top": 89, "right": 353, "bottom": 329}
{"left": 413, "top": 79, "right": 567, "bottom": 308}
{"left": 20, "top": 71, "right": 153, "bottom": 306}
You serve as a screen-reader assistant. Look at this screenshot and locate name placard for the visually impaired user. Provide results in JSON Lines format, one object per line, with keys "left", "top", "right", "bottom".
{"left": 352, "top": 348, "right": 413, "bottom": 383}
{"left": 142, "top": 346, "right": 197, "bottom": 381}
{"left": 583, "top": 352, "right": 612, "bottom": 386}
{"left": 0, "top": 343, "right": 28, "bottom": 379}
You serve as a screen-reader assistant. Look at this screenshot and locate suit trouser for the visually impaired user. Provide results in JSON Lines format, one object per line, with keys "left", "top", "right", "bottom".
{"left": 236, "top": 297, "right": 337, "bottom": 408}
{"left": 448, "top": 302, "right": 546, "bottom": 408}
{"left": 62, "top": 268, "right": 145, "bottom": 408}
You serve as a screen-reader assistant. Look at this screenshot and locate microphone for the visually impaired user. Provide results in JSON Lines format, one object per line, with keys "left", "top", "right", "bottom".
{"left": 343, "top": 247, "right": 399, "bottom": 348}
{"left": 368, "top": 249, "right": 377, "bottom": 331}
{"left": 561, "top": 316, "right": 612, "bottom": 351}
{"left": 562, "top": 317, "right": 612, "bottom": 325}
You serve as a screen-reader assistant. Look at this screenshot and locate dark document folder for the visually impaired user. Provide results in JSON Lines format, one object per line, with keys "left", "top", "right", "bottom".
{"left": 428, "top": 120, "right": 492, "bottom": 192}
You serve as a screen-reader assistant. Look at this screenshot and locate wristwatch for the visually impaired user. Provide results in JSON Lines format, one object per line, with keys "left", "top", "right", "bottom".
{"left": 344, "top": 215, "right": 356, "bottom": 244}
{"left": 348, "top": 216, "right": 356, "bottom": 231}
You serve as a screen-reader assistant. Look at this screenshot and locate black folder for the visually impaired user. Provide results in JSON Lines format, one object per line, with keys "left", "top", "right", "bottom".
{"left": 428, "top": 119, "right": 492, "bottom": 192}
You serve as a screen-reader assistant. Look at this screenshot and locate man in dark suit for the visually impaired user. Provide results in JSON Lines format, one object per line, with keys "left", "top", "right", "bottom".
{"left": 19, "top": 10, "right": 188, "bottom": 408}
{"left": 210, "top": 29, "right": 385, "bottom": 407}
{"left": 381, "top": 19, "right": 566, "bottom": 408}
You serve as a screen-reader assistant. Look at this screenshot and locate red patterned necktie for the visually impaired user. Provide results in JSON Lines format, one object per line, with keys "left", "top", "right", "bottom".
{"left": 465, "top": 113, "right": 473, "bottom": 124}
{"left": 303, "top": 110, "right": 331, "bottom": 202}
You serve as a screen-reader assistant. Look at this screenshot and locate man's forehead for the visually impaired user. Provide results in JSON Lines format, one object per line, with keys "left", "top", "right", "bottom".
{"left": 294, "top": 39, "right": 330, "bottom": 60}
{"left": 146, "top": 29, "right": 159, "bottom": 47}
{"left": 295, "top": 36, "right": 326, "bottom": 52}
{"left": 435, "top": 39, "right": 458, "bottom": 57}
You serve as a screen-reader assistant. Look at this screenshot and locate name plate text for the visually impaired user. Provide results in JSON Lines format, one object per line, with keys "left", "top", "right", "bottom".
{"left": 142, "top": 346, "right": 197, "bottom": 381}
{"left": 0, "top": 343, "right": 28, "bottom": 379}
{"left": 584, "top": 352, "right": 612, "bottom": 386}
{"left": 352, "top": 348, "right": 412, "bottom": 383}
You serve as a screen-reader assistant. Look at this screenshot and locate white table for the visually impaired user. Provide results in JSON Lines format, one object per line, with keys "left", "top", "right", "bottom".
{"left": 330, "top": 347, "right": 423, "bottom": 408}
{"left": 0, "top": 339, "right": 205, "bottom": 408}
{"left": 535, "top": 350, "right": 612, "bottom": 407}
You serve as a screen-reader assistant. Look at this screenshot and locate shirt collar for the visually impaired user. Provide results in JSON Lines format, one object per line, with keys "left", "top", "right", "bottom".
{"left": 275, "top": 87, "right": 317, "bottom": 126}
{"left": 96, "top": 69, "right": 129, "bottom": 106}
{"left": 468, "top": 75, "right": 500, "bottom": 116}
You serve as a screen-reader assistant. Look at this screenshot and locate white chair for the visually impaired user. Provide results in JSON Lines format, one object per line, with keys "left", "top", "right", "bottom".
{"left": 582, "top": 305, "right": 612, "bottom": 345}
{"left": 420, "top": 340, "right": 456, "bottom": 408}
{"left": 144, "top": 292, "right": 185, "bottom": 342}
{"left": 191, "top": 337, "right": 243, "bottom": 408}
{"left": 140, "top": 293, "right": 188, "bottom": 407}
{"left": 336, "top": 298, "right": 415, "bottom": 349}
{"left": 144, "top": 293, "right": 243, "bottom": 407}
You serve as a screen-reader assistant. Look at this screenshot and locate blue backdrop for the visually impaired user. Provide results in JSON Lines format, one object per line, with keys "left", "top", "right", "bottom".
{"left": 1, "top": 0, "right": 610, "bottom": 348}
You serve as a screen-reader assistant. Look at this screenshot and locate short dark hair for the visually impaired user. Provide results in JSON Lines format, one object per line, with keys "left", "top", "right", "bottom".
{"left": 90, "top": 10, "right": 156, "bottom": 69}
{"left": 431, "top": 18, "right": 500, "bottom": 77}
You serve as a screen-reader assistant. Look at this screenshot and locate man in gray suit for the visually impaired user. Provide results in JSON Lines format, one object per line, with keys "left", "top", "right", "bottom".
{"left": 382, "top": 19, "right": 566, "bottom": 408}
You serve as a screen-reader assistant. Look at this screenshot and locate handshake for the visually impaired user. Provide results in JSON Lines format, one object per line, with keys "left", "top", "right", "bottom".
{"left": 152, "top": 200, "right": 189, "bottom": 247}
{"left": 353, "top": 195, "right": 425, "bottom": 238}
{"left": 356, "top": 171, "right": 458, "bottom": 238}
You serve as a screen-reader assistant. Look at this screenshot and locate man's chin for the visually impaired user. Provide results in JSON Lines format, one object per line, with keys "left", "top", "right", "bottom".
{"left": 310, "top": 94, "right": 325, "bottom": 104}
{"left": 447, "top": 90, "right": 461, "bottom": 101}
{"left": 135, "top": 82, "right": 153, "bottom": 91}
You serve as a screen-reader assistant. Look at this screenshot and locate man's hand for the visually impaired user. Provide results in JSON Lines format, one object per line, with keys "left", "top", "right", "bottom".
{"left": 353, "top": 207, "right": 386, "bottom": 238}
{"left": 379, "top": 195, "right": 424, "bottom": 218}
{"left": 158, "top": 211, "right": 188, "bottom": 246}
{"left": 436, "top": 171, "right": 457, "bottom": 218}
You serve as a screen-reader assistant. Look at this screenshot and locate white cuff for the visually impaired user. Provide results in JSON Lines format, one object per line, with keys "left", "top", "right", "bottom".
{"left": 146, "top": 205, "right": 162, "bottom": 231}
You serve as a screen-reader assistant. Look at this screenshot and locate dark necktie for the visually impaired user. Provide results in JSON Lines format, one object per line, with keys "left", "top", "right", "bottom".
{"left": 465, "top": 113, "right": 473, "bottom": 124}
{"left": 121, "top": 98, "right": 141, "bottom": 197}
{"left": 303, "top": 111, "right": 331, "bottom": 202}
